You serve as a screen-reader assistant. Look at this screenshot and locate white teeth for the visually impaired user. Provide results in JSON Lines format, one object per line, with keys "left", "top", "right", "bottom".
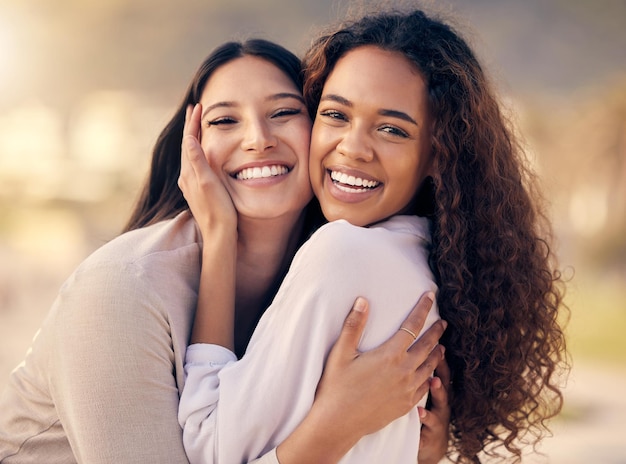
{"left": 236, "top": 165, "right": 288, "bottom": 180}
{"left": 330, "top": 170, "right": 379, "bottom": 189}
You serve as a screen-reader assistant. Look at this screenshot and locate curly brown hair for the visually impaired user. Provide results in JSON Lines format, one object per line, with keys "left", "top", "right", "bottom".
{"left": 302, "top": 8, "right": 569, "bottom": 463}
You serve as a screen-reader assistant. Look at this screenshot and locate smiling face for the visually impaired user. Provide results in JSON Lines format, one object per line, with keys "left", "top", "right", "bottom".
{"left": 199, "top": 55, "right": 313, "bottom": 221}
{"left": 309, "top": 46, "right": 433, "bottom": 227}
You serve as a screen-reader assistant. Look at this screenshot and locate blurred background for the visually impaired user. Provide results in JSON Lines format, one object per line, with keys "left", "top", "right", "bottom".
{"left": 0, "top": 0, "right": 624, "bottom": 461}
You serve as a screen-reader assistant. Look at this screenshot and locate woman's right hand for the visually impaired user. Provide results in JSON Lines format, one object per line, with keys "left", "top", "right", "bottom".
{"left": 179, "top": 103, "right": 238, "bottom": 348}
{"left": 178, "top": 103, "right": 237, "bottom": 237}
{"left": 277, "top": 292, "right": 447, "bottom": 464}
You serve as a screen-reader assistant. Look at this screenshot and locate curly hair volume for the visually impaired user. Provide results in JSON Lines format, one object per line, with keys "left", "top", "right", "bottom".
{"left": 302, "top": 8, "right": 569, "bottom": 463}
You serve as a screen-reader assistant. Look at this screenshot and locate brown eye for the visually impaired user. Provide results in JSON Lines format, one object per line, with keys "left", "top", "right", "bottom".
{"left": 379, "top": 125, "right": 409, "bottom": 138}
{"left": 319, "top": 110, "right": 347, "bottom": 121}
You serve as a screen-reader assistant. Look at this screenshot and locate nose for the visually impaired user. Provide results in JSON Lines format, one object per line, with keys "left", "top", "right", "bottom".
{"left": 241, "top": 118, "right": 277, "bottom": 153}
{"left": 336, "top": 125, "right": 374, "bottom": 162}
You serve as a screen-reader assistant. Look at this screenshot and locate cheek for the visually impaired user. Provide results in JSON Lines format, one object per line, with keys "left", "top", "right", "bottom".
{"left": 200, "top": 132, "right": 235, "bottom": 166}
{"left": 309, "top": 125, "right": 329, "bottom": 170}
{"left": 387, "top": 152, "right": 426, "bottom": 197}
{"left": 295, "top": 125, "right": 312, "bottom": 162}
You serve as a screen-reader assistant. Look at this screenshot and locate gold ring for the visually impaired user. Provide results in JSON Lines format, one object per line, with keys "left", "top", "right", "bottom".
{"left": 399, "top": 327, "right": 418, "bottom": 340}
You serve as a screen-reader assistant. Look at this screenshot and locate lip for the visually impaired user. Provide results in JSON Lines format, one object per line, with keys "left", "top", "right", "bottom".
{"left": 324, "top": 167, "right": 381, "bottom": 203}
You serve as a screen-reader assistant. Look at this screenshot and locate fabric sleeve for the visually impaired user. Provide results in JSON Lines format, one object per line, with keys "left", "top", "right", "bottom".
{"left": 178, "top": 330, "right": 281, "bottom": 464}
{"left": 48, "top": 260, "right": 190, "bottom": 464}
{"left": 177, "top": 220, "right": 438, "bottom": 464}
{"left": 178, "top": 344, "right": 236, "bottom": 463}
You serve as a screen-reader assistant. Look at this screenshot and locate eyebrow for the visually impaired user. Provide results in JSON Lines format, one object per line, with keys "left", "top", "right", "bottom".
{"left": 269, "top": 92, "right": 306, "bottom": 104}
{"left": 320, "top": 93, "right": 419, "bottom": 126}
{"left": 202, "top": 92, "right": 305, "bottom": 120}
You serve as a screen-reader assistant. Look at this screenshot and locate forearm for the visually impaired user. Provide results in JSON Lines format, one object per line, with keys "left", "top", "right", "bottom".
{"left": 51, "top": 264, "right": 190, "bottom": 463}
{"left": 190, "top": 229, "right": 237, "bottom": 349}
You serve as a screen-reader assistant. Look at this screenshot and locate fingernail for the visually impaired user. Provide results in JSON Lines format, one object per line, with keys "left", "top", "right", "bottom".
{"left": 418, "top": 407, "right": 427, "bottom": 419}
{"left": 441, "top": 320, "right": 448, "bottom": 330}
{"left": 426, "top": 291, "right": 435, "bottom": 303}
{"left": 354, "top": 297, "right": 367, "bottom": 312}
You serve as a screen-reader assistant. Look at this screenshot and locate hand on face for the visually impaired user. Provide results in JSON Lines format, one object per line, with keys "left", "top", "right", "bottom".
{"left": 196, "top": 56, "right": 313, "bottom": 224}
{"left": 178, "top": 103, "right": 238, "bottom": 238}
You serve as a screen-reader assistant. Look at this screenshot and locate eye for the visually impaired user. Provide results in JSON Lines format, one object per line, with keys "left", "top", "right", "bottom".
{"left": 206, "top": 116, "right": 237, "bottom": 127}
{"left": 271, "top": 108, "right": 303, "bottom": 119}
{"left": 319, "top": 110, "right": 348, "bottom": 122}
{"left": 379, "top": 125, "right": 409, "bottom": 138}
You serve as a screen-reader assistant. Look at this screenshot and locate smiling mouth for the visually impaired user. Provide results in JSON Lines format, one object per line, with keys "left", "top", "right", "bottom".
{"left": 235, "top": 165, "right": 290, "bottom": 180}
{"left": 329, "top": 170, "right": 380, "bottom": 192}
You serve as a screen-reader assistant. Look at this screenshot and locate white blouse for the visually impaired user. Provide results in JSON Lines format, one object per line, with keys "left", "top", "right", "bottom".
{"left": 179, "top": 216, "right": 440, "bottom": 464}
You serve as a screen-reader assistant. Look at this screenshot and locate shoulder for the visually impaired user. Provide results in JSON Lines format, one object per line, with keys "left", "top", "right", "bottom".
{"left": 54, "top": 212, "right": 201, "bottom": 325}
{"left": 303, "top": 216, "right": 430, "bottom": 256}
{"left": 86, "top": 211, "right": 200, "bottom": 268}
{"left": 291, "top": 216, "right": 431, "bottom": 277}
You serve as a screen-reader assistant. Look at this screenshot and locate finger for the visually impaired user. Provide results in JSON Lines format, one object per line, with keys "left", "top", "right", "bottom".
{"left": 328, "top": 297, "right": 369, "bottom": 362}
{"left": 183, "top": 103, "right": 201, "bottom": 137}
{"left": 418, "top": 405, "right": 433, "bottom": 427}
{"left": 417, "top": 407, "right": 438, "bottom": 453}
{"left": 179, "top": 104, "right": 196, "bottom": 187}
{"left": 181, "top": 105, "right": 209, "bottom": 180}
{"left": 411, "top": 345, "right": 445, "bottom": 399}
{"left": 428, "top": 374, "right": 451, "bottom": 423}
{"left": 390, "top": 291, "right": 435, "bottom": 350}
{"left": 418, "top": 403, "right": 442, "bottom": 440}
{"left": 434, "top": 353, "right": 452, "bottom": 393}
{"left": 407, "top": 320, "right": 446, "bottom": 368}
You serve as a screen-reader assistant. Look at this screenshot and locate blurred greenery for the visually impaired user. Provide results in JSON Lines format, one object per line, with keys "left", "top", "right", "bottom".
{"left": 566, "top": 272, "right": 626, "bottom": 365}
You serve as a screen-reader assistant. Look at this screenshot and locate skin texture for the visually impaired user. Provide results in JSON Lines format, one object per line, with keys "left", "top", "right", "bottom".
{"left": 310, "top": 46, "right": 433, "bottom": 227}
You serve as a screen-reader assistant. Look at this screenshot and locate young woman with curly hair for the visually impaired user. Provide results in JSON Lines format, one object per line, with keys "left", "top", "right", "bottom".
{"left": 299, "top": 8, "right": 570, "bottom": 463}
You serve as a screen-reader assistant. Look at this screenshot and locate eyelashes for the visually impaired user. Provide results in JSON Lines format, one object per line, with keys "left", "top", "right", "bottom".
{"left": 318, "top": 109, "right": 410, "bottom": 139}
{"left": 205, "top": 108, "right": 304, "bottom": 128}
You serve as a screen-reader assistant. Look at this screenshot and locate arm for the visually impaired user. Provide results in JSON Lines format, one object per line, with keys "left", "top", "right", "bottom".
{"left": 49, "top": 261, "right": 190, "bottom": 463}
{"left": 178, "top": 103, "right": 237, "bottom": 349}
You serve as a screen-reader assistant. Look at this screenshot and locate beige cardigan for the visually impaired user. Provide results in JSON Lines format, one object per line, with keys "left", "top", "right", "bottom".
{"left": 0, "top": 212, "right": 277, "bottom": 464}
